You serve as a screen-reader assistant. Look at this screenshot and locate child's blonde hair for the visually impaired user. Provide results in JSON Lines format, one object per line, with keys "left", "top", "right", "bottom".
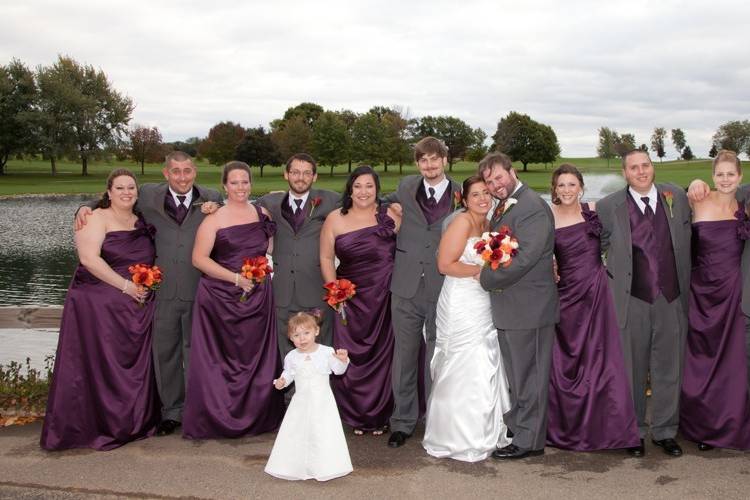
{"left": 286, "top": 311, "right": 321, "bottom": 337}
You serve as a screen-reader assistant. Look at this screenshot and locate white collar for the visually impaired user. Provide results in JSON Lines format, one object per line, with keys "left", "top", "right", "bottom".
{"left": 628, "top": 184, "right": 658, "bottom": 215}
{"left": 288, "top": 191, "right": 310, "bottom": 210}
{"left": 168, "top": 187, "right": 193, "bottom": 207}
{"left": 510, "top": 181, "right": 523, "bottom": 198}
{"left": 423, "top": 177, "right": 450, "bottom": 201}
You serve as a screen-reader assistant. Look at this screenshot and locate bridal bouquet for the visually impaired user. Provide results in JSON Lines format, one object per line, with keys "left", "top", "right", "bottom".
{"left": 128, "top": 263, "right": 163, "bottom": 305}
{"left": 239, "top": 256, "right": 273, "bottom": 302}
{"left": 323, "top": 279, "right": 357, "bottom": 326}
{"left": 473, "top": 226, "right": 519, "bottom": 270}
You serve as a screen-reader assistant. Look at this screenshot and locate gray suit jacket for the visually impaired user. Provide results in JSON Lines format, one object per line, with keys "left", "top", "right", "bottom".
{"left": 479, "top": 184, "right": 559, "bottom": 330}
{"left": 597, "top": 183, "right": 691, "bottom": 329}
{"left": 137, "top": 182, "right": 222, "bottom": 301}
{"left": 388, "top": 175, "right": 462, "bottom": 302}
{"left": 258, "top": 188, "right": 339, "bottom": 308}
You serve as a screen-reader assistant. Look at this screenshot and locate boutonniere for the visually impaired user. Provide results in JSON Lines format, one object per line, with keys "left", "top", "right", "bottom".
{"left": 453, "top": 191, "right": 463, "bottom": 211}
{"left": 662, "top": 191, "right": 674, "bottom": 218}
{"left": 504, "top": 197, "right": 518, "bottom": 214}
{"left": 309, "top": 197, "right": 322, "bottom": 217}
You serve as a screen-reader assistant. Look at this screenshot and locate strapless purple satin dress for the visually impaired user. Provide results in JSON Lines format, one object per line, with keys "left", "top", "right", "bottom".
{"left": 40, "top": 218, "right": 160, "bottom": 451}
{"left": 681, "top": 210, "right": 750, "bottom": 450}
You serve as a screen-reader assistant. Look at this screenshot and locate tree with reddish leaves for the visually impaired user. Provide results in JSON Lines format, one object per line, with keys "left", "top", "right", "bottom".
{"left": 129, "top": 125, "right": 164, "bottom": 174}
{"left": 199, "top": 121, "right": 246, "bottom": 166}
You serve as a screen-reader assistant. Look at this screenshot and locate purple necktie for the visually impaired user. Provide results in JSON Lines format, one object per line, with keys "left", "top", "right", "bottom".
{"left": 175, "top": 195, "right": 188, "bottom": 225}
{"left": 641, "top": 197, "right": 654, "bottom": 222}
{"left": 292, "top": 198, "right": 305, "bottom": 231}
{"left": 426, "top": 187, "right": 437, "bottom": 208}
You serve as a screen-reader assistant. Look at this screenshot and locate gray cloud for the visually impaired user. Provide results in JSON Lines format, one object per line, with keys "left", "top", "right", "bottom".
{"left": 3, "top": 0, "right": 749, "bottom": 157}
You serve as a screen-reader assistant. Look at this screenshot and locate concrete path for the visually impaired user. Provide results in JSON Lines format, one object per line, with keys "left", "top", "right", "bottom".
{"left": 1, "top": 422, "right": 749, "bottom": 499}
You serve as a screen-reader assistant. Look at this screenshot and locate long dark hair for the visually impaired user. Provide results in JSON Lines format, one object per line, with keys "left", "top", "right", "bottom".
{"left": 96, "top": 168, "right": 138, "bottom": 209}
{"left": 341, "top": 165, "right": 381, "bottom": 215}
{"left": 461, "top": 175, "right": 486, "bottom": 209}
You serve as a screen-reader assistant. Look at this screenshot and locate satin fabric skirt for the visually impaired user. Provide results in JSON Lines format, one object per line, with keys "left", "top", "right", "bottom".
{"left": 423, "top": 274, "right": 511, "bottom": 462}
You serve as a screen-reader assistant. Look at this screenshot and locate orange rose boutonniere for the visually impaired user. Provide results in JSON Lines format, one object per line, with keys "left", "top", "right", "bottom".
{"left": 663, "top": 191, "right": 674, "bottom": 218}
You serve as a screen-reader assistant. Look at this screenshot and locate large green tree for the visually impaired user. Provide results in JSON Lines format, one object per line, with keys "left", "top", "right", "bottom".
{"left": 271, "top": 115, "right": 313, "bottom": 162}
{"left": 199, "top": 121, "right": 246, "bottom": 166}
{"left": 34, "top": 63, "right": 76, "bottom": 175}
{"left": 597, "top": 127, "right": 617, "bottom": 167}
{"left": 650, "top": 127, "right": 667, "bottom": 162}
{"left": 466, "top": 128, "right": 488, "bottom": 162}
{"left": 712, "top": 120, "right": 750, "bottom": 155}
{"left": 281, "top": 102, "right": 324, "bottom": 128}
{"left": 0, "top": 59, "right": 37, "bottom": 175}
{"left": 492, "top": 112, "right": 560, "bottom": 171}
{"left": 129, "top": 125, "right": 164, "bottom": 175}
{"left": 49, "top": 56, "right": 134, "bottom": 175}
{"left": 671, "top": 128, "right": 686, "bottom": 159}
{"left": 234, "top": 126, "right": 279, "bottom": 177}
{"left": 351, "top": 112, "right": 386, "bottom": 167}
{"left": 312, "top": 111, "right": 349, "bottom": 176}
{"left": 415, "top": 115, "right": 477, "bottom": 171}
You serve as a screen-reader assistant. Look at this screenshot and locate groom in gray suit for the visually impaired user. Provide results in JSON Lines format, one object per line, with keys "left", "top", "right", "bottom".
{"left": 597, "top": 149, "right": 690, "bottom": 457}
{"left": 478, "top": 152, "right": 558, "bottom": 459}
{"left": 387, "top": 137, "right": 462, "bottom": 448}
{"left": 76, "top": 151, "right": 222, "bottom": 435}
{"left": 257, "top": 153, "right": 339, "bottom": 358}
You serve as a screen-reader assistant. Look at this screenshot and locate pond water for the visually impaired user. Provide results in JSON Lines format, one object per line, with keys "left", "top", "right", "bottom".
{"left": 0, "top": 174, "right": 625, "bottom": 307}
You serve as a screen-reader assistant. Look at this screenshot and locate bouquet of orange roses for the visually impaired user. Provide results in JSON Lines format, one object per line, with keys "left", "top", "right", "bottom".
{"left": 323, "top": 278, "right": 357, "bottom": 325}
{"left": 473, "top": 226, "right": 519, "bottom": 270}
{"left": 128, "top": 264, "right": 163, "bottom": 305}
{"left": 239, "top": 256, "right": 273, "bottom": 302}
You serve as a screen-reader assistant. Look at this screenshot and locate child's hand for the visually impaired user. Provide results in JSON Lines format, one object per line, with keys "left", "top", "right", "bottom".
{"left": 273, "top": 377, "right": 286, "bottom": 390}
{"left": 333, "top": 349, "right": 349, "bottom": 363}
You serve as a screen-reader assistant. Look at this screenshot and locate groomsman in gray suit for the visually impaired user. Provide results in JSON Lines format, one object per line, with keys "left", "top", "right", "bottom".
{"left": 76, "top": 151, "right": 222, "bottom": 435}
{"left": 598, "top": 149, "right": 690, "bottom": 457}
{"left": 387, "top": 137, "right": 462, "bottom": 448}
{"left": 478, "top": 152, "right": 558, "bottom": 459}
{"left": 257, "top": 153, "right": 339, "bottom": 358}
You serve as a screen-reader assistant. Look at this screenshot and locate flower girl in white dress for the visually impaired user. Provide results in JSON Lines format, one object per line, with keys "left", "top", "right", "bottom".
{"left": 265, "top": 312, "right": 353, "bottom": 481}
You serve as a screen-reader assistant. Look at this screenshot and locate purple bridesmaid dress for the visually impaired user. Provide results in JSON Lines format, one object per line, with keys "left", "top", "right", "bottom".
{"left": 547, "top": 203, "right": 640, "bottom": 450}
{"left": 680, "top": 210, "right": 750, "bottom": 450}
{"left": 331, "top": 205, "right": 396, "bottom": 431}
{"left": 40, "top": 218, "right": 160, "bottom": 451}
{"left": 182, "top": 205, "right": 284, "bottom": 439}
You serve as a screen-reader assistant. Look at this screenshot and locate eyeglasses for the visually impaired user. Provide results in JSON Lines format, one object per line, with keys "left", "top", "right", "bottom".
{"left": 288, "top": 170, "right": 314, "bottom": 178}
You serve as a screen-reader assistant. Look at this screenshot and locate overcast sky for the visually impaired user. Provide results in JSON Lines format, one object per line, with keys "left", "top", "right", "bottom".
{"left": 4, "top": 0, "right": 749, "bottom": 158}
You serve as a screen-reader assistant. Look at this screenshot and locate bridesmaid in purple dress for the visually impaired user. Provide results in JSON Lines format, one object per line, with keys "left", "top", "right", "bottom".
{"left": 320, "top": 165, "right": 402, "bottom": 435}
{"left": 681, "top": 150, "right": 750, "bottom": 451}
{"left": 41, "top": 169, "right": 159, "bottom": 451}
{"left": 183, "top": 161, "right": 283, "bottom": 439}
{"left": 547, "top": 164, "right": 640, "bottom": 451}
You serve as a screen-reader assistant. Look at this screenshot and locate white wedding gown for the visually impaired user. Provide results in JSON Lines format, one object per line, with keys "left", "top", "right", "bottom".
{"left": 422, "top": 236, "right": 512, "bottom": 462}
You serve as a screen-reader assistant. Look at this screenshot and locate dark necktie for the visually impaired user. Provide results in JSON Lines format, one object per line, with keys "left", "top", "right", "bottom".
{"left": 641, "top": 197, "right": 654, "bottom": 222}
{"left": 292, "top": 198, "right": 305, "bottom": 232}
{"left": 294, "top": 198, "right": 303, "bottom": 214}
{"left": 426, "top": 187, "right": 437, "bottom": 208}
{"left": 175, "top": 195, "right": 188, "bottom": 225}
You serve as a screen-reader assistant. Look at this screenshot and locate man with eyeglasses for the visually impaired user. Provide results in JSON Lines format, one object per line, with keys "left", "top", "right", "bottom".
{"left": 258, "top": 153, "right": 339, "bottom": 360}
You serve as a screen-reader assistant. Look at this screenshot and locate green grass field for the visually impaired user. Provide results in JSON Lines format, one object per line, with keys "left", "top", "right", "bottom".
{"left": 0, "top": 157, "right": 715, "bottom": 196}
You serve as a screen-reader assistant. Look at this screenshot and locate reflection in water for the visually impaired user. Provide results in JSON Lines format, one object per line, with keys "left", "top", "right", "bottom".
{"left": 0, "top": 195, "right": 94, "bottom": 306}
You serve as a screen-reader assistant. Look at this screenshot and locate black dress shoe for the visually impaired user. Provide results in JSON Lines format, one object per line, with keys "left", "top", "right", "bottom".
{"left": 388, "top": 431, "right": 410, "bottom": 448}
{"left": 697, "top": 442, "right": 714, "bottom": 451}
{"left": 491, "top": 444, "right": 544, "bottom": 460}
{"left": 627, "top": 439, "right": 645, "bottom": 457}
{"left": 652, "top": 438, "right": 683, "bottom": 457}
{"left": 156, "top": 419, "right": 181, "bottom": 436}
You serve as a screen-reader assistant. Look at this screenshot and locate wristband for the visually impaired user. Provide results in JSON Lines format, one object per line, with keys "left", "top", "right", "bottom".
{"left": 234, "top": 273, "right": 240, "bottom": 287}
{"left": 122, "top": 280, "right": 129, "bottom": 293}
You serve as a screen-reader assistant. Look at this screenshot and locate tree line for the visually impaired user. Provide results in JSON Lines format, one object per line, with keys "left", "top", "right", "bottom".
{"left": 1, "top": 56, "right": 564, "bottom": 177}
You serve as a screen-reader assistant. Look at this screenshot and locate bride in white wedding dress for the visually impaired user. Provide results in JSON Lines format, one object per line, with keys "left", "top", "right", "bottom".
{"left": 422, "top": 175, "right": 512, "bottom": 462}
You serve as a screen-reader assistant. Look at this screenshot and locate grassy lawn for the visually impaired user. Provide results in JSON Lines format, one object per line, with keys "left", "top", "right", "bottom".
{"left": 0, "top": 157, "right": 715, "bottom": 196}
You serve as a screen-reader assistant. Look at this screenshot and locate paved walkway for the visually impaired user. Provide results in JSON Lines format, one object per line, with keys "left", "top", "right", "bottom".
{"left": 1, "top": 422, "right": 750, "bottom": 499}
